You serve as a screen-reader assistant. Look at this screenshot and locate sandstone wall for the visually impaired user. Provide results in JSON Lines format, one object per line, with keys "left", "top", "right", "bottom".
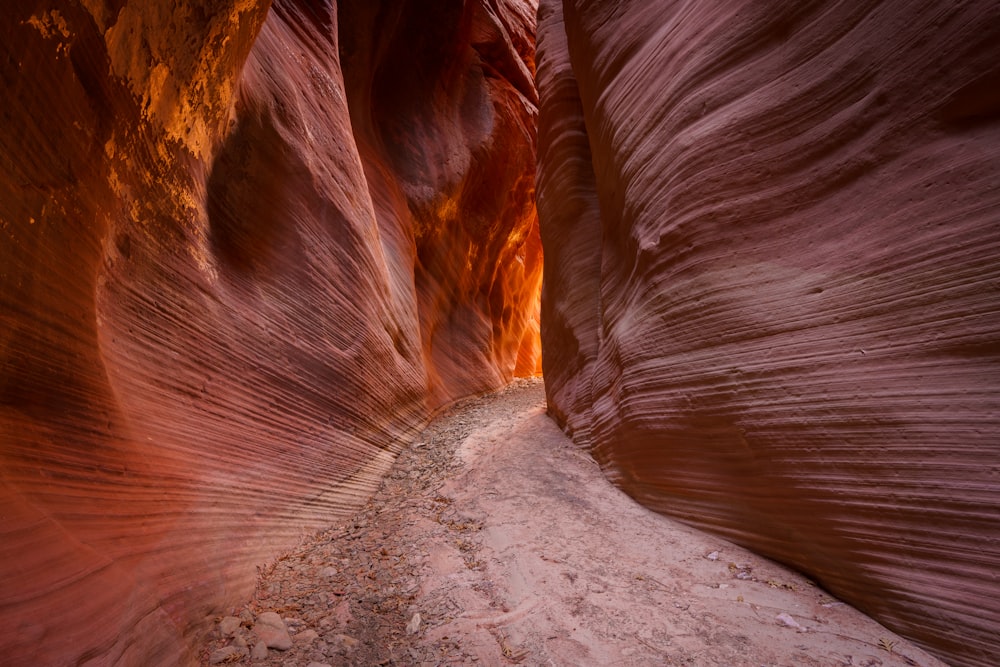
{"left": 0, "top": 1, "right": 539, "bottom": 663}
{"left": 537, "top": 2, "right": 1000, "bottom": 666}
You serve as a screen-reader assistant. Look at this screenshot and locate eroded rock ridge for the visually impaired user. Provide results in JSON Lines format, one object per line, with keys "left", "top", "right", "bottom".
{"left": 1, "top": 1, "right": 540, "bottom": 663}
{"left": 536, "top": 2, "right": 1000, "bottom": 666}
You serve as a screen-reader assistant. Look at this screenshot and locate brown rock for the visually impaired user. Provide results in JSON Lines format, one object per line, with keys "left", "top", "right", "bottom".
{"left": 536, "top": 2, "right": 1000, "bottom": 667}
{"left": 331, "top": 600, "right": 353, "bottom": 627}
{"left": 209, "top": 645, "right": 247, "bottom": 664}
{"left": 294, "top": 628, "right": 319, "bottom": 645}
{"left": 218, "top": 616, "right": 241, "bottom": 638}
{"left": 250, "top": 642, "right": 269, "bottom": 662}
{"left": 253, "top": 612, "right": 292, "bottom": 651}
{"left": 0, "top": 0, "right": 539, "bottom": 665}
{"left": 327, "top": 634, "right": 359, "bottom": 653}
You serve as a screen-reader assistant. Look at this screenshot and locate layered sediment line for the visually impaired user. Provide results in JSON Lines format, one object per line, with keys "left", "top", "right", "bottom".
{"left": 536, "top": 2, "right": 1000, "bottom": 666}
{"left": 0, "top": 1, "right": 540, "bottom": 663}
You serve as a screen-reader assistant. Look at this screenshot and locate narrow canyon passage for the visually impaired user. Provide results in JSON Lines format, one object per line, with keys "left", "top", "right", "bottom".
{"left": 2, "top": 1, "right": 999, "bottom": 666}
{"left": 200, "top": 380, "right": 944, "bottom": 667}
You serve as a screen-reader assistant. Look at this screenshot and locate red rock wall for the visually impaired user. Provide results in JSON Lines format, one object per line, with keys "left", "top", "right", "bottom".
{"left": 338, "top": 0, "right": 543, "bottom": 403}
{"left": 537, "top": 2, "right": 1000, "bottom": 666}
{"left": 0, "top": 1, "right": 539, "bottom": 663}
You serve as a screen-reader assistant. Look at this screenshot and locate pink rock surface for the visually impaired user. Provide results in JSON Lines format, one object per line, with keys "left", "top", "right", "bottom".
{"left": 0, "top": 1, "right": 539, "bottom": 664}
{"left": 537, "top": 2, "right": 1000, "bottom": 666}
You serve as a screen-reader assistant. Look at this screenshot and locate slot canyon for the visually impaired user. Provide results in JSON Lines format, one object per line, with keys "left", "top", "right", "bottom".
{"left": 1, "top": 1, "right": 997, "bottom": 666}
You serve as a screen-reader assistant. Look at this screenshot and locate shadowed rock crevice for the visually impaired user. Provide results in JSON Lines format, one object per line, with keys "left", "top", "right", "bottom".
{"left": 338, "top": 0, "right": 543, "bottom": 403}
{"left": 207, "top": 110, "right": 308, "bottom": 279}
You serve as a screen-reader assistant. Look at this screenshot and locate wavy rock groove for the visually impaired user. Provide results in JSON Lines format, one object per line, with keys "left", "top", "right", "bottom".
{"left": 4, "top": 0, "right": 1000, "bottom": 665}
{"left": 536, "top": 2, "right": 1000, "bottom": 666}
{"left": 0, "top": 1, "right": 540, "bottom": 664}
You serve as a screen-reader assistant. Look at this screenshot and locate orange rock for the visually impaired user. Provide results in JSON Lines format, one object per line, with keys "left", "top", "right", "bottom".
{"left": 0, "top": 1, "right": 540, "bottom": 664}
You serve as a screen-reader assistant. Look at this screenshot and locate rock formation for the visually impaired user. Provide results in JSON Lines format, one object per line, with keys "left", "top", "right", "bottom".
{"left": 537, "top": 2, "right": 1000, "bottom": 666}
{"left": 5, "top": 0, "right": 999, "bottom": 664}
{"left": 0, "top": 1, "right": 539, "bottom": 663}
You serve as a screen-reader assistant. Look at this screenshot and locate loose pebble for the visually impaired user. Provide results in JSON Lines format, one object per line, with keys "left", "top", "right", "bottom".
{"left": 250, "top": 642, "right": 268, "bottom": 661}
{"left": 406, "top": 612, "right": 422, "bottom": 635}
{"left": 218, "top": 616, "right": 241, "bottom": 637}
{"left": 209, "top": 645, "right": 246, "bottom": 664}
{"left": 254, "top": 611, "right": 293, "bottom": 650}
{"left": 776, "top": 612, "right": 808, "bottom": 632}
{"left": 295, "top": 628, "right": 319, "bottom": 644}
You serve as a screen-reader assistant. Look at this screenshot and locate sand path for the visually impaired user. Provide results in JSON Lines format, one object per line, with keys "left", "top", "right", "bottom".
{"left": 201, "top": 379, "right": 944, "bottom": 667}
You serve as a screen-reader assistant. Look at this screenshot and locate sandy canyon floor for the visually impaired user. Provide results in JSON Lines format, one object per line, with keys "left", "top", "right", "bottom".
{"left": 200, "top": 379, "right": 945, "bottom": 667}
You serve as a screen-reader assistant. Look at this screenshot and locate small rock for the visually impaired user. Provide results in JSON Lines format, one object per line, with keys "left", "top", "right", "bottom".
{"left": 306, "top": 663, "right": 332, "bottom": 667}
{"left": 218, "top": 615, "right": 241, "bottom": 637}
{"left": 250, "top": 642, "right": 269, "bottom": 661}
{"left": 406, "top": 612, "right": 422, "bottom": 635}
{"left": 331, "top": 600, "right": 353, "bottom": 626}
{"left": 295, "top": 629, "right": 320, "bottom": 645}
{"left": 209, "top": 645, "right": 247, "bottom": 664}
{"left": 254, "top": 611, "right": 293, "bottom": 650}
{"left": 327, "top": 634, "right": 359, "bottom": 653}
{"left": 706, "top": 551, "right": 720, "bottom": 561}
{"left": 232, "top": 634, "right": 247, "bottom": 649}
{"left": 320, "top": 566, "right": 338, "bottom": 579}
{"left": 776, "top": 612, "right": 808, "bottom": 632}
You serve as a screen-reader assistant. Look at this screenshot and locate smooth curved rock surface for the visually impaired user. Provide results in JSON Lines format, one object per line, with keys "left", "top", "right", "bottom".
{"left": 537, "top": 2, "right": 1000, "bottom": 666}
{"left": 338, "top": 0, "right": 543, "bottom": 403}
{"left": 0, "top": 1, "right": 539, "bottom": 664}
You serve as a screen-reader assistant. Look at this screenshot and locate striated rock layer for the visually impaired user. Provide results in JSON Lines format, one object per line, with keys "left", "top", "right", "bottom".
{"left": 537, "top": 1, "right": 1000, "bottom": 666}
{"left": 0, "top": 0, "right": 540, "bottom": 664}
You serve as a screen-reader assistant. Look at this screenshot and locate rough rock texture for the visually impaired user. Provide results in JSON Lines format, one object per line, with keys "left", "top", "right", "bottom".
{"left": 201, "top": 379, "right": 947, "bottom": 667}
{"left": 537, "top": 2, "right": 1000, "bottom": 667}
{"left": 0, "top": 1, "right": 539, "bottom": 664}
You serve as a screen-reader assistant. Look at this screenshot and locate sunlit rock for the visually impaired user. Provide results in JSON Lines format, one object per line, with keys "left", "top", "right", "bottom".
{"left": 0, "top": 1, "right": 539, "bottom": 663}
